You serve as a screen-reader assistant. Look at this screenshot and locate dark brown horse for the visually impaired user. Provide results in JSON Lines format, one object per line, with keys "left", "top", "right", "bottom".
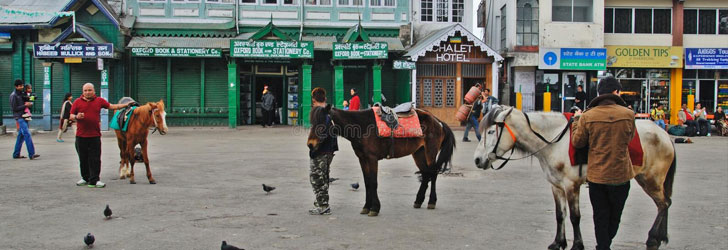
{"left": 307, "top": 104, "right": 455, "bottom": 216}
{"left": 114, "top": 100, "right": 168, "bottom": 184}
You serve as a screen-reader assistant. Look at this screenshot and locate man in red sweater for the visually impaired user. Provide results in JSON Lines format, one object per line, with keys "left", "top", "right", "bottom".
{"left": 70, "top": 83, "right": 130, "bottom": 188}
{"left": 348, "top": 88, "right": 360, "bottom": 111}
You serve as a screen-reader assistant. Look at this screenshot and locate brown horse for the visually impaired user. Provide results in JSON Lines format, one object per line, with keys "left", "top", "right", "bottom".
{"left": 307, "top": 104, "right": 456, "bottom": 216}
{"left": 114, "top": 100, "right": 168, "bottom": 184}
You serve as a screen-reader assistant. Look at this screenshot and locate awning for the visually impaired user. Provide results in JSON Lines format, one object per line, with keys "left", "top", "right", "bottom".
{"left": 128, "top": 36, "right": 231, "bottom": 49}
{"left": 404, "top": 23, "right": 503, "bottom": 62}
{"left": 302, "top": 35, "right": 405, "bottom": 52}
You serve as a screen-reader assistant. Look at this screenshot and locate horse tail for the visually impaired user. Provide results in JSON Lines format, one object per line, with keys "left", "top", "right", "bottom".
{"left": 434, "top": 119, "right": 456, "bottom": 172}
{"left": 663, "top": 146, "right": 677, "bottom": 201}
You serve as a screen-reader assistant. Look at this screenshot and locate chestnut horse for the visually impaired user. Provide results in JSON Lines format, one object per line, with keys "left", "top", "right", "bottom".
{"left": 474, "top": 106, "right": 676, "bottom": 250}
{"left": 307, "top": 105, "right": 456, "bottom": 216}
{"left": 114, "top": 100, "right": 168, "bottom": 184}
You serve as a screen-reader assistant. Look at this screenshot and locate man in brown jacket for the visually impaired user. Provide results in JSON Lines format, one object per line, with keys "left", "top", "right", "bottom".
{"left": 572, "top": 76, "right": 636, "bottom": 250}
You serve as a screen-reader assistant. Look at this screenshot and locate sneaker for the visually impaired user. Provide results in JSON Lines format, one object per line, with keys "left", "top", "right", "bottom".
{"left": 88, "top": 181, "right": 106, "bottom": 188}
{"left": 76, "top": 180, "right": 88, "bottom": 186}
{"left": 21, "top": 113, "right": 30, "bottom": 118}
{"left": 24, "top": 117, "right": 32, "bottom": 121}
{"left": 29, "top": 154, "right": 40, "bottom": 160}
{"left": 462, "top": 138, "right": 471, "bottom": 142}
{"left": 308, "top": 206, "right": 331, "bottom": 215}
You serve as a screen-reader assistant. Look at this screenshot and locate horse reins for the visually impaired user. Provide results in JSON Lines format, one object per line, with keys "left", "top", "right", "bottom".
{"left": 489, "top": 111, "right": 572, "bottom": 170}
{"left": 150, "top": 108, "right": 165, "bottom": 135}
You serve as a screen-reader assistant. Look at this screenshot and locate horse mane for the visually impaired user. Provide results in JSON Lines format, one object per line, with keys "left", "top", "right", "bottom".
{"left": 132, "top": 102, "right": 158, "bottom": 125}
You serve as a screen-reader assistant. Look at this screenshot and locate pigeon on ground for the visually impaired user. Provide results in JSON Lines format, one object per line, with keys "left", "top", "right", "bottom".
{"left": 104, "top": 204, "right": 112, "bottom": 219}
{"left": 84, "top": 233, "right": 95, "bottom": 247}
{"left": 262, "top": 184, "right": 276, "bottom": 194}
{"left": 328, "top": 177, "right": 339, "bottom": 183}
{"left": 221, "top": 240, "right": 244, "bottom": 250}
{"left": 350, "top": 182, "right": 359, "bottom": 190}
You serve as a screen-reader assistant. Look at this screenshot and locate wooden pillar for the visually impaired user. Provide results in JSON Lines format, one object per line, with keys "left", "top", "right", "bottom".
{"left": 456, "top": 62, "right": 462, "bottom": 109}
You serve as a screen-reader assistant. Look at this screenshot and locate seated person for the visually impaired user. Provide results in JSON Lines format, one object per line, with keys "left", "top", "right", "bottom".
{"left": 650, "top": 104, "right": 666, "bottom": 130}
{"left": 714, "top": 106, "right": 727, "bottom": 136}
{"left": 678, "top": 104, "right": 699, "bottom": 135}
{"left": 693, "top": 103, "right": 711, "bottom": 136}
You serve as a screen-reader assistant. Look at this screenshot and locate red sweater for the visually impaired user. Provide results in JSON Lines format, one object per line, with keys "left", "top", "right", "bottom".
{"left": 349, "top": 95, "right": 360, "bottom": 110}
{"left": 70, "top": 96, "right": 110, "bottom": 137}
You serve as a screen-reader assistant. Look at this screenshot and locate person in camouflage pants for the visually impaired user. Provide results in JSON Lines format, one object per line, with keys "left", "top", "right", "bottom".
{"left": 307, "top": 87, "right": 338, "bottom": 215}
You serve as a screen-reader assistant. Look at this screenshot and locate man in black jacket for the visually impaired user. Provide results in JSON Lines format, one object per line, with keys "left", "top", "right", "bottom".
{"left": 9, "top": 79, "right": 39, "bottom": 159}
{"left": 307, "top": 87, "right": 338, "bottom": 215}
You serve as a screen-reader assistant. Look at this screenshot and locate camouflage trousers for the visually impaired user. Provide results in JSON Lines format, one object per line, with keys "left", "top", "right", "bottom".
{"left": 310, "top": 153, "right": 334, "bottom": 208}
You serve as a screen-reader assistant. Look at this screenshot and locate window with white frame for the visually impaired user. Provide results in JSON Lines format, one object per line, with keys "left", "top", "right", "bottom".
{"left": 370, "top": 0, "right": 394, "bottom": 7}
{"left": 338, "top": 0, "right": 363, "bottom": 6}
{"left": 517, "top": 0, "right": 538, "bottom": 46}
{"left": 436, "top": 0, "right": 448, "bottom": 22}
{"left": 421, "top": 0, "right": 433, "bottom": 22}
{"left": 262, "top": 0, "right": 278, "bottom": 4}
{"left": 500, "top": 5, "right": 506, "bottom": 50}
{"left": 684, "top": 9, "right": 728, "bottom": 35}
{"left": 451, "top": 0, "right": 464, "bottom": 22}
{"left": 306, "top": 0, "right": 331, "bottom": 5}
{"left": 605, "top": 8, "right": 670, "bottom": 34}
{"left": 283, "top": 0, "right": 297, "bottom": 4}
{"left": 139, "top": 0, "right": 167, "bottom": 2}
{"left": 241, "top": 0, "right": 256, "bottom": 3}
{"left": 552, "top": 0, "right": 593, "bottom": 22}
{"left": 173, "top": 0, "right": 200, "bottom": 2}
{"left": 207, "top": 0, "right": 234, "bottom": 3}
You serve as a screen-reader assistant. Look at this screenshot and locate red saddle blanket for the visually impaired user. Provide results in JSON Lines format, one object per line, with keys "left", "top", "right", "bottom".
{"left": 372, "top": 107, "right": 424, "bottom": 138}
{"left": 564, "top": 113, "right": 644, "bottom": 167}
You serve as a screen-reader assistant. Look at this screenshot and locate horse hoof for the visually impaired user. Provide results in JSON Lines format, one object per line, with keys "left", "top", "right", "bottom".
{"left": 413, "top": 203, "right": 422, "bottom": 209}
{"left": 360, "top": 208, "right": 370, "bottom": 214}
{"left": 367, "top": 211, "right": 379, "bottom": 217}
{"left": 427, "top": 204, "right": 436, "bottom": 209}
{"left": 547, "top": 241, "right": 566, "bottom": 250}
{"left": 149, "top": 180, "right": 156, "bottom": 184}
{"left": 129, "top": 180, "right": 136, "bottom": 184}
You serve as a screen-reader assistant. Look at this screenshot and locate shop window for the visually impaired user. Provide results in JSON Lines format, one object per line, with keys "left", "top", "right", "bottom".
{"left": 684, "top": 9, "right": 697, "bottom": 34}
{"left": 423, "top": 79, "right": 432, "bottom": 106}
{"left": 683, "top": 69, "right": 697, "bottom": 79}
{"left": 517, "top": 0, "right": 539, "bottom": 46}
{"left": 446, "top": 79, "right": 455, "bottom": 107}
{"left": 604, "top": 8, "right": 613, "bottom": 33}
{"left": 306, "top": 0, "right": 331, "bottom": 5}
{"left": 699, "top": 9, "right": 717, "bottom": 34}
{"left": 552, "top": 0, "right": 593, "bottom": 22}
{"left": 452, "top": 0, "right": 464, "bottom": 22}
{"left": 721, "top": 10, "right": 728, "bottom": 34}
{"left": 614, "top": 8, "right": 631, "bottom": 33}
{"left": 698, "top": 69, "right": 716, "bottom": 79}
{"left": 434, "top": 79, "right": 443, "bottom": 107}
{"left": 421, "top": 0, "right": 433, "bottom": 22}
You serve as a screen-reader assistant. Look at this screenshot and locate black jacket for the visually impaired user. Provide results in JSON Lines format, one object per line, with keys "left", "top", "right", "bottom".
{"left": 9, "top": 90, "right": 26, "bottom": 119}
{"left": 310, "top": 115, "right": 338, "bottom": 158}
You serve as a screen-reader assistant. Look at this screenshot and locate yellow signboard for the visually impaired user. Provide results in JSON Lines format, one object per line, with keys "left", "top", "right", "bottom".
{"left": 64, "top": 57, "right": 82, "bottom": 63}
{"left": 606, "top": 46, "right": 683, "bottom": 68}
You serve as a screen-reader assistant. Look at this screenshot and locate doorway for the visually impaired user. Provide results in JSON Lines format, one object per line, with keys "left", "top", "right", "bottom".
{"left": 255, "top": 76, "right": 284, "bottom": 124}
{"left": 561, "top": 72, "right": 586, "bottom": 112}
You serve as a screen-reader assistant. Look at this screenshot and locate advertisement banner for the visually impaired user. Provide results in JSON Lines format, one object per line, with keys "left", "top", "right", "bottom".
{"left": 606, "top": 46, "right": 683, "bottom": 68}
{"left": 685, "top": 48, "right": 728, "bottom": 69}
{"left": 333, "top": 42, "right": 388, "bottom": 60}
{"left": 130, "top": 47, "right": 222, "bottom": 57}
{"left": 538, "top": 48, "right": 606, "bottom": 70}
{"left": 230, "top": 40, "right": 313, "bottom": 58}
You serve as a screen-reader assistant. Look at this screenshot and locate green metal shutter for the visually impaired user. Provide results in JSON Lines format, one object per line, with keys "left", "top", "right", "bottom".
{"left": 51, "top": 63, "right": 63, "bottom": 114}
{"left": 312, "top": 59, "right": 333, "bottom": 103}
{"left": 70, "top": 63, "right": 100, "bottom": 98}
{"left": 31, "top": 59, "right": 45, "bottom": 115}
{"left": 171, "top": 58, "right": 201, "bottom": 111}
{"left": 135, "top": 58, "right": 167, "bottom": 104}
{"left": 1, "top": 54, "right": 12, "bottom": 116}
{"left": 204, "top": 59, "right": 227, "bottom": 111}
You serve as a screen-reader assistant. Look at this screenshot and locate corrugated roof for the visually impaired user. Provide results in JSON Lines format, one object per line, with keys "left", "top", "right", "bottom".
{"left": 128, "top": 36, "right": 231, "bottom": 49}
{"left": 404, "top": 23, "right": 503, "bottom": 62}
{"left": 303, "top": 36, "right": 405, "bottom": 51}
{"left": 0, "top": 0, "right": 73, "bottom": 25}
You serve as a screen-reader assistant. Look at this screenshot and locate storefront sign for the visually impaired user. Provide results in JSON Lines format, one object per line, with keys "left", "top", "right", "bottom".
{"left": 230, "top": 40, "right": 313, "bottom": 58}
{"left": 332, "top": 42, "right": 388, "bottom": 60}
{"left": 685, "top": 48, "right": 728, "bottom": 69}
{"left": 33, "top": 43, "right": 113, "bottom": 58}
{"left": 539, "top": 48, "right": 607, "bottom": 70}
{"left": 606, "top": 46, "right": 683, "bottom": 68}
{"left": 432, "top": 43, "right": 474, "bottom": 62}
{"left": 130, "top": 47, "right": 222, "bottom": 57}
{"left": 393, "top": 60, "right": 416, "bottom": 70}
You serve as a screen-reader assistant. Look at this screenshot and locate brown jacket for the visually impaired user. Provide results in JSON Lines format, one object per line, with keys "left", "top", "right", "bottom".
{"left": 572, "top": 94, "right": 636, "bottom": 184}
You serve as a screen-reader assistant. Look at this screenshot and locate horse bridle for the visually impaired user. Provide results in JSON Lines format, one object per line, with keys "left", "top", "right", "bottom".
{"left": 150, "top": 108, "right": 166, "bottom": 135}
{"left": 487, "top": 109, "right": 572, "bottom": 170}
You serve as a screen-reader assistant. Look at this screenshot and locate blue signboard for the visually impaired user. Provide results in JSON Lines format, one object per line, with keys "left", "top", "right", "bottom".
{"left": 33, "top": 43, "right": 114, "bottom": 58}
{"left": 539, "top": 48, "right": 606, "bottom": 70}
{"left": 685, "top": 48, "right": 728, "bottom": 69}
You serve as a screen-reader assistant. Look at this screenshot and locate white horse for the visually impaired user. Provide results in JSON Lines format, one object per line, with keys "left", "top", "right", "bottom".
{"left": 473, "top": 106, "right": 676, "bottom": 250}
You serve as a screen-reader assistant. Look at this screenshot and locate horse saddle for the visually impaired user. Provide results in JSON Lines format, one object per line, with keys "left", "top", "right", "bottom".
{"left": 372, "top": 104, "right": 423, "bottom": 139}
{"left": 111, "top": 101, "right": 139, "bottom": 132}
{"left": 373, "top": 102, "right": 416, "bottom": 130}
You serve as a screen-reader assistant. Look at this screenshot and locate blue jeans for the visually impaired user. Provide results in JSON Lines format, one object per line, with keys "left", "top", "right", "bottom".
{"left": 654, "top": 119, "right": 666, "bottom": 130}
{"left": 13, "top": 119, "right": 35, "bottom": 158}
{"left": 463, "top": 115, "right": 481, "bottom": 141}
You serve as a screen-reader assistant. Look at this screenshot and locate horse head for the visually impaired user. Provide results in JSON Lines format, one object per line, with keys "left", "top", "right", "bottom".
{"left": 307, "top": 104, "right": 332, "bottom": 152}
{"left": 149, "top": 100, "right": 168, "bottom": 135}
{"left": 474, "top": 105, "right": 517, "bottom": 170}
